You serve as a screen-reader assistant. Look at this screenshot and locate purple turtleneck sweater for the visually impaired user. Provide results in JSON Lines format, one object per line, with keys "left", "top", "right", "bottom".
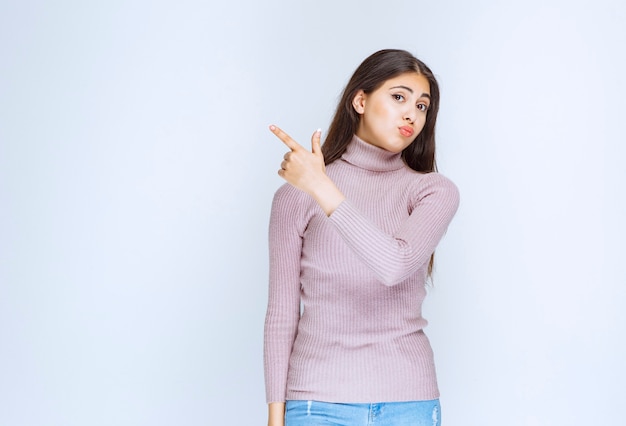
{"left": 264, "top": 135, "right": 460, "bottom": 404}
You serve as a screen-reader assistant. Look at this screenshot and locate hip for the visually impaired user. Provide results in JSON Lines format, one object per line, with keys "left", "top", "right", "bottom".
{"left": 285, "top": 399, "right": 441, "bottom": 426}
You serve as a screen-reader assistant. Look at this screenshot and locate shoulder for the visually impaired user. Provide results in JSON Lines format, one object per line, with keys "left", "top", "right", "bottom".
{"left": 273, "top": 182, "right": 307, "bottom": 205}
{"left": 420, "top": 172, "right": 459, "bottom": 194}
{"left": 407, "top": 171, "right": 460, "bottom": 210}
{"left": 271, "top": 183, "right": 314, "bottom": 219}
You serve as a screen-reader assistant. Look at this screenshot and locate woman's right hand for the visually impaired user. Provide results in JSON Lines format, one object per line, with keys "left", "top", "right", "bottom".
{"left": 268, "top": 402, "right": 285, "bottom": 426}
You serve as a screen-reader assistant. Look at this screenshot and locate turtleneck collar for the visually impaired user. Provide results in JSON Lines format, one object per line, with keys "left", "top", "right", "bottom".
{"left": 340, "top": 135, "right": 405, "bottom": 172}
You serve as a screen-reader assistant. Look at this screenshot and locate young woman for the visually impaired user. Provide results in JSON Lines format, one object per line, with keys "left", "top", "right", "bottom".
{"left": 264, "top": 49, "right": 460, "bottom": 426}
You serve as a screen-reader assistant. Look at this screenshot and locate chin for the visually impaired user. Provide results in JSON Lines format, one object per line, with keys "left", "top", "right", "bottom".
{"left": 384, "top": 146, "right": 405, "bottom": 154}
{"left": 383, "top": 139, "right": 412, "bottom": 153}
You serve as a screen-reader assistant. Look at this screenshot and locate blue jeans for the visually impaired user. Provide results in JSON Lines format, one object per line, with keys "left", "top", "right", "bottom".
{"left": 285, "top": 399, "right": 441, "bottom": 426}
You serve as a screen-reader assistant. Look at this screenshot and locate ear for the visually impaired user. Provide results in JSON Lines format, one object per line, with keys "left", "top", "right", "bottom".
{"left": 352, "top": 90, "right": 366, "bottom": 114}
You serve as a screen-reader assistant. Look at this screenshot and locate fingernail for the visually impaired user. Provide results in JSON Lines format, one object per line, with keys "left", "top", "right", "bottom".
{"left": 316, "top": 128, "right": 322, "bottom": 134}
{"left": 269, "top": 125, "right": 276, "bottom": 131}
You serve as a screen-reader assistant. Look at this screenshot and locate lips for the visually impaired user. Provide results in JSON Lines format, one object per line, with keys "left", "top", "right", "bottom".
{"left": 399, "top": 126, "right": 414, "bottom": 137}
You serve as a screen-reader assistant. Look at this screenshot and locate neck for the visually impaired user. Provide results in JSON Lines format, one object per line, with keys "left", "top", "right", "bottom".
{"left": 340, "top": 135, "right": 405, "bottom": 172}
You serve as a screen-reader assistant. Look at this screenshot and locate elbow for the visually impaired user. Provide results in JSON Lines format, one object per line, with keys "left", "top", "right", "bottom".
{"left": 377, "top": 265, "right": 414, "bottom": 287}
{"left": 380, "top": 276, "right": 407, "bottom": 287}
{"left": 376, "top": 255, "right": 430, "bottom": 287}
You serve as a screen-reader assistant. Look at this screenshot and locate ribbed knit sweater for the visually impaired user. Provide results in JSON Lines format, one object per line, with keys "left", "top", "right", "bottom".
{"left": 264, "top": 135, "right": 460, "bottom": 404}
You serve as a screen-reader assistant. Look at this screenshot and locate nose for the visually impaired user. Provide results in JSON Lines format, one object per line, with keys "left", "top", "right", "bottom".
{"left": 403, "top": 107, "right": 416, "bottom": 124}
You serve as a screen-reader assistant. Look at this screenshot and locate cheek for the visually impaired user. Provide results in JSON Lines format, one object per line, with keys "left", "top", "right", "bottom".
{"left": 370, "top": 100, "right": 394, "bottom": 118}
{"left": 414, "top": 116, "right": 428, "bottom": 134}
{"left": 365, "top": 105, "right": 390, "bottom": 129}
{"left": 419, "top": 114, "right": 428, "bottom": 128}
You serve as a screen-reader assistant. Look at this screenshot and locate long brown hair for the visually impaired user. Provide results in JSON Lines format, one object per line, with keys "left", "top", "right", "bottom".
{"left": 322, "top": 49, "right": 441, "bottom": 277}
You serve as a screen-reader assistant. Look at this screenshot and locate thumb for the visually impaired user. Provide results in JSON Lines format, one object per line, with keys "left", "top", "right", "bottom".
{"left": 311, "top": 128, "right": 323, "bottom": 157}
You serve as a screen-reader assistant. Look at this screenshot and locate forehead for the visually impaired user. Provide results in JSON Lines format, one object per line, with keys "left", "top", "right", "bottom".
{"left": 382, "top": 72, "right": 430, "bottom": 95}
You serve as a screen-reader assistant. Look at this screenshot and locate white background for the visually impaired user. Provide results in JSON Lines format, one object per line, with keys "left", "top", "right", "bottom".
{"left": 1, "top": 0, "right": 624, "bottom": 424}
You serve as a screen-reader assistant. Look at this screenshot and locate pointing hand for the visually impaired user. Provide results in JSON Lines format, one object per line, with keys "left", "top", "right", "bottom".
{"left": 269, "top": 125, "right": 326, "bottom": 195}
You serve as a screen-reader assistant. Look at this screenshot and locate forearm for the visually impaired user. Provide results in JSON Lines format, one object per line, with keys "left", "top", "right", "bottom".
{"left": 307, "top": 175, "right": 346, "bottom": 217}
{"left": 268, "top": 402, "right": 285, "bottom": 426}
{"left": 328, "top": 175, "right": 460, "bottom": 285}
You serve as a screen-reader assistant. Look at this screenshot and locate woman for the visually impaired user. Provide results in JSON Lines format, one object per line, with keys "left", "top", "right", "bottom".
{"left": 264, "top": 49, "right": 459, "bottom": 426}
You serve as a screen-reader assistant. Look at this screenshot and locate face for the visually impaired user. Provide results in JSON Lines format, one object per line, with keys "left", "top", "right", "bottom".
{"left": 352, "top": 72, "right": 431, "bottom": 153}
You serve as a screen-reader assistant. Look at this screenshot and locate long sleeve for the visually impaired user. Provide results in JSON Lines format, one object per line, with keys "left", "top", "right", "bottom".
{"left": 328, "top": 172, "right": 460, "bottom": 286}
{"left": 263, "top": 184, "right": 307, "bottom": 403}
{"left": 262, "top": 135, "right": 460, "bottom": 404}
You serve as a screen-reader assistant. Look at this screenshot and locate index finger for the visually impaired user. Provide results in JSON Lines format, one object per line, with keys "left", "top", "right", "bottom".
{"left": 269, "top": 125, "right": 304, "bottom": 151}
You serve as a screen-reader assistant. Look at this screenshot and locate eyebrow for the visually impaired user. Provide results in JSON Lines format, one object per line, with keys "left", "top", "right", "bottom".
{"left": 390, "top": 85, "right": 431, "bottom": 99}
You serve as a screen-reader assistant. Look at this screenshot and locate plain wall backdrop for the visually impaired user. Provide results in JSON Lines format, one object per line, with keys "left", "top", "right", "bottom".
{"left": 1, "top": 0, "right": 624, "bottom": 424}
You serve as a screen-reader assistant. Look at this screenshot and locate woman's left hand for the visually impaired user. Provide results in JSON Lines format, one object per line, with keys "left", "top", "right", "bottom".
{"left": 269, "top": 125, "right": 345, "bottom": 216}
{"left": 270, "top": 125, "right": 327, "bottom": 196}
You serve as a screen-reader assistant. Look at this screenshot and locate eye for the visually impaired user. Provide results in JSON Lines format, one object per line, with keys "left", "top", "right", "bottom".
{"left": 392, "top": 94, "right": 405, "bottom": 102}
{"left": 417, "top": 103, "right": 429, "bottom": 112}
